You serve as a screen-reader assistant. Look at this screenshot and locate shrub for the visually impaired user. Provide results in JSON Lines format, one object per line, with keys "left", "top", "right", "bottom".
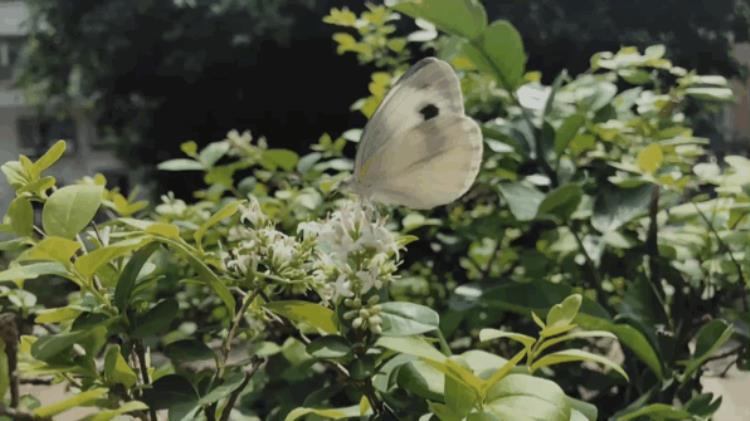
{"left": 0, "top": 0, "right": 746, "bottom": 420}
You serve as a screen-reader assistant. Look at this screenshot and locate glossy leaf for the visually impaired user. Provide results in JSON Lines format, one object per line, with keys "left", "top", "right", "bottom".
{"left": 531, "top": 349, "right": 629, "bottom": 380}
{"left": 265, "top": 300, "right": 338, "bottom": 334}
{"left": 114, "top": 242, "right": 161, "bottom": 313}
{"left": 380, "top": 301, "right": 440, "bottom": 336}
{"left": 33, "top": 387, "right": 108, "bottom": 418}
{"left": 463, "top": 20, "right": 526, "bottom": 89}
{"left": 7, "top": 196, "right": 34, "bottom": 237}
{"left": 42, "top": 185, "right": 103, "bottom": 239}
{"left": 391, "top": 0, "right": 487, "bottom": 40}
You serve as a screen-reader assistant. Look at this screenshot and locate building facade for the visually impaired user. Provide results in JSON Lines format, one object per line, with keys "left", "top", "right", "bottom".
{"left": 0, "top": 1, "right": 125, "bottom": 215}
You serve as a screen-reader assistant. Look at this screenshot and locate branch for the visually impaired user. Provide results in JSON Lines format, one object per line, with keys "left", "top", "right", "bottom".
{"left": 219, "top": 288, "right": 262, "bottom": 376}
{"left": 218, "top": 359, "right": 264, "bottom": 421}
{"left": 134, "top": 341, "right": 157, "bottom": 421}
{"left": 692, "top": 202, "right": 749, "bottom": 312}
{"left": 0, "top": 313, "right": 20, "bottom": 408}
{"left": 568, "top": 224, "right": 611, "bottom": 312}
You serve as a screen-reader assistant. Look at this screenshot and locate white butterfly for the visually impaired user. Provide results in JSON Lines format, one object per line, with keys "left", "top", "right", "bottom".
{"left": 348, "top": 57, "right": 483, "bottom": 210}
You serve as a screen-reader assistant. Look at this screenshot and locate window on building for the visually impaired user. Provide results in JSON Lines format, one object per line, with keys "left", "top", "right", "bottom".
{"left": 16, "top": 116, "right": 78, "bottom": 156}
{"left": 0, "top": 37, "right": 24, "bottom": 81}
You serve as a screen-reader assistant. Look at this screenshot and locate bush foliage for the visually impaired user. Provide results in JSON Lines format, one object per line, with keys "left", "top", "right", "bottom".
{"left": 1, "top": 1, "right": 747, "bottom": 420}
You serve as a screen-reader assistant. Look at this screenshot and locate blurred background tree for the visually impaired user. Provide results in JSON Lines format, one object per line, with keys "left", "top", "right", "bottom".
{"left": 15, "top": 0, "right": 750, "bottom": 194}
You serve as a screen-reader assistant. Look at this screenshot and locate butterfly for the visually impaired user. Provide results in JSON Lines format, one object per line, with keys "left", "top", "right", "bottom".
{"left": 348, "top": 57, "right": 483, "bottom": 209}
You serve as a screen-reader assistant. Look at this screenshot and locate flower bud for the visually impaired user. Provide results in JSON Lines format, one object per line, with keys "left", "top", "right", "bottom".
{"left": 368, "top": 315, "right": 382, "bottom": 326}
{"left": 359, "top": 309, "right": 370, "bottom": 318}
{"left": 343, "top": 310, "right": 358, "bottom": 320}
{"left": 352, "top": 317, "right": 364, "bottom": 329}
{"left": 370, "top": 324, "right": 383, "bottom": 335}
{"left": 367, "top": 295, "right": 380, "bottom": 305}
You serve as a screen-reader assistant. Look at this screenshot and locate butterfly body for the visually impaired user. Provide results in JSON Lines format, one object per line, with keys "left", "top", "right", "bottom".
{"left": 350, "top": 57, "right": 483, "bottom": 209}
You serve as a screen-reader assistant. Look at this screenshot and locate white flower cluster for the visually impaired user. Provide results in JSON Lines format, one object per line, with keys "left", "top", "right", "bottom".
{"left": 224, "top": 198, "right": 314, "bottom": 294}
{"left": 298, "top": 201, "right": 401, "bottom": 304}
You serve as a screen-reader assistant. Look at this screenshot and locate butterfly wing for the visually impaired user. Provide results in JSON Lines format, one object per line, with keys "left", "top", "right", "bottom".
{"left": 358, "top": 114, "right": 483, "bottom": 209}
{"left": 354, "top": 57, "right": 464, "bottom": 182}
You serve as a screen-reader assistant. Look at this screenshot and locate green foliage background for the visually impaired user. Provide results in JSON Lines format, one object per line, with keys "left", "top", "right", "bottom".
{"left": 0, "top": 0, "right": 749, "bottom": 420}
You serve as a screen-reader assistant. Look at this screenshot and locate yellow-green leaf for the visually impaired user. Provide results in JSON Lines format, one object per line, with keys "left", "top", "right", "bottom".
{"left": 35, "top": 307, "right": 82, "bottom": 324}
{"left": 7, "top": 196, "right": 34, "bottom": 237}
{"left": 145, "top": 222, "right": 181, "bottom": 239}
{"left": 104, "top": 344, "right": 138, "bottom": 388}
{"left": 42, "top": 185, "right": 103, "bottom": 239}
{"left": 194, "top": 200, "right": 240, "bottom": 251}
{"left": 19, "top": 236, "right": 80, "bottom": 264}
{"left": 637, "top": 144, "right": 663, "bottom": 174}
{"left": 34, "top": 140, "right": 67, "bottom": 174}
{"left": 266, "top": 300, "right": 338, "bottom": 334}
{"left": 82, "top": 401, "right": 149, "bottom": 421}
{"left": 33, "top": 387, "right": 108, "bottom": 418}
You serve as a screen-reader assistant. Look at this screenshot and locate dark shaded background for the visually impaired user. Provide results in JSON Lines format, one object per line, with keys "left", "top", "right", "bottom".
{"left": 16, "top": 0, "right": 750, "bottom": 195}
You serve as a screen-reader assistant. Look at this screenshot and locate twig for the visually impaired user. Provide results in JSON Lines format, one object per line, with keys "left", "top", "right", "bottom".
{"left": 218, "top": 359, "right": 264, "bottom": 421}
{"left": 0, "top": 405, "right": 39, "bottom": 421}
{"left": 692, "top": 202, "right": 749, "bottom": 312}
{"left": 0, "top": 313, "right": 20, "bottom": 408}
{"left": 704, "top": 344, "right": 743, "bottom": 364}
{"left": 134, "top": 341, "right": 157, "bottom": 421}
{"left": 219, "top": 288, "right": 261, "bottom": 376}
{"left": 568, "top": 224, "right": 611, "bottom": 312}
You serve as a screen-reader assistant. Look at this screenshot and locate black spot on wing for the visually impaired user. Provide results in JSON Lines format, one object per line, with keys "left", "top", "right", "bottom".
{"left": 419, "top": 104, "right": 440, "bottom": 121}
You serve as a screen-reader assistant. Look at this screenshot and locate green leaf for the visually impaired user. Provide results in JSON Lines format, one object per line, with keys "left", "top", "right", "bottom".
{"left": 392, "top": 0, "right": 487, "bottom": 40}
{"left": 157, "top": 159, "right": 205, "bottom": 171}
{"left": 376, "top": 336, "right": 447, "bottom": 363}
{"left": 42, "top": 185, "right": 103, "bottom": 239}
{"left": 132, "top": 299, "right": 179, "bottom": 338}
{"left": 379, "top": 301, "right": 440, "bottom": 336}
{"left": 567, "top": 396, "right": 598, "bottom": 421}
{"left": 397, "top": 360, "right": 444, "bottom": 401}
{"left": 498, "top": 182, "right": 545, "bottom": 221}
{"left": 615, "top": 403, "right": 692, "bottom": 421}
{"left": 164, "top": 339, "right": 216, "bottom": 365}
{"left": 307, "top": 335, "right": 351, "bottom": 359}
{"left": 194, "top": 200, "right": 240, "bottom": 251}
{"left": 35, "top": 306, "right": 82, "bottom": 324}
{"left": 535, "top": 330, "right": 617, "bottom": 356}
{"left": 537, "top": 184, "right": 583, "bottom": 221}
{"left": 265, "top": 300, "right": 338, "bottom": 334}
{"left": 285, "top": 405, "right": 365, "bottom": 421}
{"left": 104, "top": 344, "right": 138, "bottom": 388}
{"left": 19, "top": 236, "right": 80, "bottom": 263}
{"left": 480, "top": 281, "right": 663, "bottom": 378}
{"left": 198, "top": 141, "right": 230, "bottom": 167}
{"left": 81, "top": 401, "right": 149, "bottom": 421}
{"left": 31, "top": 329, "right": 93, "bottom": 361}
{"left": 142, "top": 374, "right": 199, "bottom": 421}
{"left": 262, "top": 149, "right": 300, "bottom": 171}
{"left": 33, "top": 387, "right": 108, "bottom": 418}
{"left": 592, "top": 185, "right": 653, "bottom": 233}
{"left": 543, "top": 294, "right": 582, "bottom": 337}
{"left": 478, "top": 329, "right": 535, "bottom": 354}
{"left": 144, "top": 222, "right": 181, "bottom": 238}
{"left": 484, "top": 374, "right": 570, "bottom": 421}
{"left": 554, "top": 114, "right": 586, "bottom": 155}
{"left": 76, "top": 239, "right": 149, "bottom": 280}
{"left": 482, "top": 349, "right": 527, "bottom": 395}
{"left": 0, "top": 262, "right": 69, "bottom": 282}
{"left": 114, "top": 242, "right": 161, "bottom": 313}
{"left": 7, "top": 196, "right": 34, "bottom": 237}
{"left": 155, "top": 237, "right": 235, "bottom": 316}
{"left": 637, "top": 144, "right": 663, "bottom": 174}
{"left": 530, "top": 349, "right": 629, "bottom": 380}
{"left": 463, "top": 20, "right": 527, "bottom": 90}
{"left": 684, "top": 86, "right": 734, "bottom": 102}
{"left": 198, "top": 369, "right": 248, "bottom": 405}
{"left": 681, "top": 319, "right": 733, "bottom": 381}
{"left": 33, "top": 140, "right": 66, "bottom": 174}
{"left": 445, "top": 370, "right": 477, "bottom": 417}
